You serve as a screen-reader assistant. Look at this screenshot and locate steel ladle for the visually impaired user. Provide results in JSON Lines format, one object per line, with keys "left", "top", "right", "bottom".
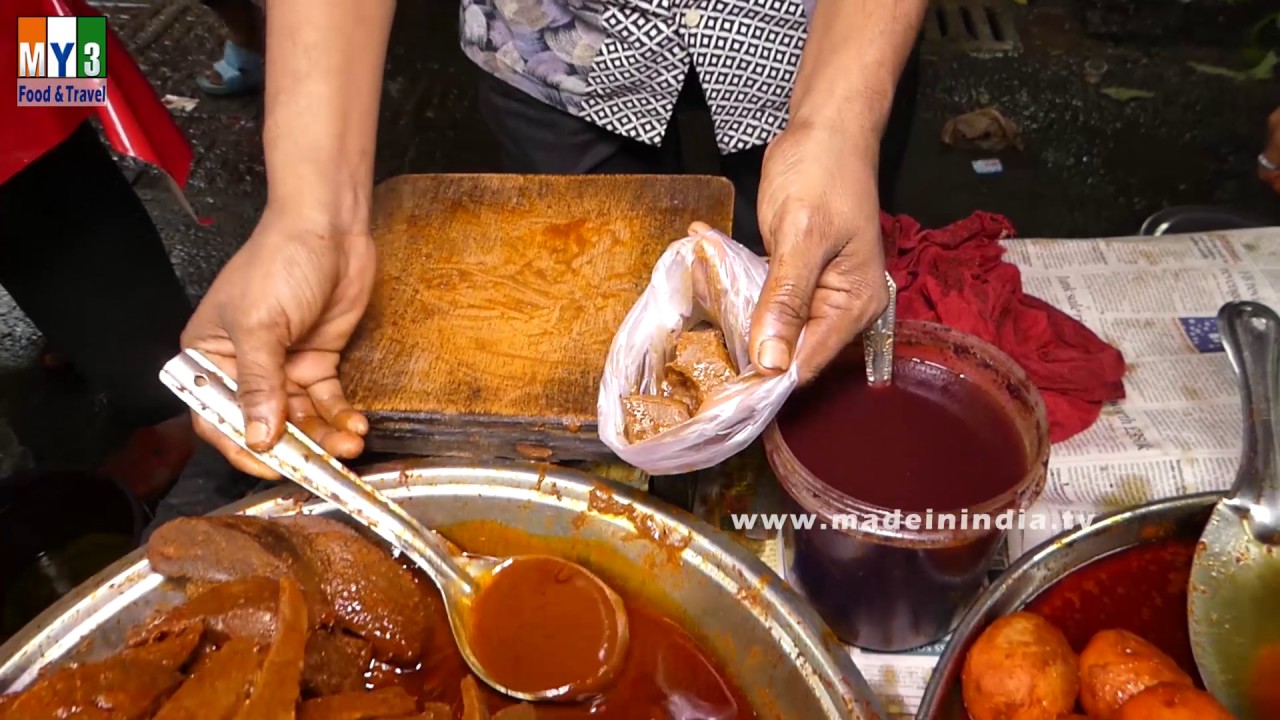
{"left": 1189, "top": 300, "right": 1280, "bottom": 719}
{"left": 158, "top": 349, "right": 630, "bottom": 702}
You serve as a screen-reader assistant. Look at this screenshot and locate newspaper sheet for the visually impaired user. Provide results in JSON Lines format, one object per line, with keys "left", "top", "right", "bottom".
{"left": 752, "top": 226, "right": 1280, "bottom": 719}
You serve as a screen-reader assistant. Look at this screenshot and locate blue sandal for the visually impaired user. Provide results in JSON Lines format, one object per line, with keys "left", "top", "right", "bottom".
{"left": 196, "top": 41, "right": 264, "bottom": 96}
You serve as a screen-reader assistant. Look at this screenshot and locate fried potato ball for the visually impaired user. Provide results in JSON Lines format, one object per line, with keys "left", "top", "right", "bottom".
{"left": 1112, "top": 682, "right": 1234, "bottom": 719}
{"left": 961, "top": 612, "right": 1079, "bottom": 720}
{"left": 1249, "top": 642, "right": 1280, "bottom": 718}
{"left": 1078, "top": 629, "right": 1193, "bottom": 719}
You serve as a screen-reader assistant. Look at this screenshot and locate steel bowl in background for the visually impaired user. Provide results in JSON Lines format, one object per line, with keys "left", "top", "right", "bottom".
{"left": 0, "top": 460, "right": 886, "bottom": 720}
{"left": 915, "top": 491, "right": 1220, "bottom": 720}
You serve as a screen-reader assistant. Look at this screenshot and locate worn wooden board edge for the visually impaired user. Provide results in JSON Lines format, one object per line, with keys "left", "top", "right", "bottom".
{"left": 364, "top": 411, "right": 611, "bottom": 464}
{"left": 369, "top": 172, "right": 736, "bottom": 204}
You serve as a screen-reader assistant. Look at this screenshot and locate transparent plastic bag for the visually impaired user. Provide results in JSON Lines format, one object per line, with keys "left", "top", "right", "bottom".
{"left": 597, "top": 226, "right": 802, "bottom": 476}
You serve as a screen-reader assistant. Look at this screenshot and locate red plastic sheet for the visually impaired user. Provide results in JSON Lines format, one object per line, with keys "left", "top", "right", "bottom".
{"left": 1, "top": 0, "right": 192, "bottom": 188}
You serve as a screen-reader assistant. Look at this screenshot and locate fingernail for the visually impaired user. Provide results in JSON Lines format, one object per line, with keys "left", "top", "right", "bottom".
{"left": 759, "top": 338, "right": 791, "bottom": 371}
{"left": 246, "top": 420, "right": 269, "bottom": 448}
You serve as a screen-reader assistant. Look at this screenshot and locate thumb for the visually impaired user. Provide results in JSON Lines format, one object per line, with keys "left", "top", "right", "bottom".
{"left": 751, "top": 227, "right": 828, "bottom": 374}
{"left": 229, "top": 323, "right": 289, "bottom": 452}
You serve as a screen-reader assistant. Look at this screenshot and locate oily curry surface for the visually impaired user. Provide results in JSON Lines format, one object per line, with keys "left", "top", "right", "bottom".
{"left": 468, "top": 555, "right": 626, "bottom": 699}
{"left": 956, "top": 538, "right": 1229, "bottom": 720}
{"left": 0, "top": 515, "right": 755, "bottom": 720}
{"left": 1030, "top": 537, "right": 1280, "bottom": 719}
{"left": 435, "top": 521, "right": 756, "bottom": 717}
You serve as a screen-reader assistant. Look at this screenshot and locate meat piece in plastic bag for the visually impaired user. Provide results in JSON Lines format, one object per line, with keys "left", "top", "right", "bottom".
{"left": 622, "top": 395, "right": 692, "bottom": 443}
{"left": 598, "top": 225, "right": 801, "bottom": 475}
{"left": 659, "top": 375, "right": 700, "bottom": 412}
{"left": 666, "top": 325, "right": 737, "bottom": 408}
{"left": 621, "top": 323, "right": 736, "bottom": 442}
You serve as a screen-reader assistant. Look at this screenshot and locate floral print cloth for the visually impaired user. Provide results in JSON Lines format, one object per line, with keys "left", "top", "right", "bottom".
{"left": 459, "top": 0, "right": 812, "bottom": 154}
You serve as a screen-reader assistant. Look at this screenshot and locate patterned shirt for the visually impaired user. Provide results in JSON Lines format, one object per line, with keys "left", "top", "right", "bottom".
{"left": 459, "top": 0, "right": 814, "bottom": 154}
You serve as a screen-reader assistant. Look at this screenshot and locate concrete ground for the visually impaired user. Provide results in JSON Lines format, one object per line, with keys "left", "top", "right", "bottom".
{"left": 1, "top": 0, "right": 1278, "bottom": 513}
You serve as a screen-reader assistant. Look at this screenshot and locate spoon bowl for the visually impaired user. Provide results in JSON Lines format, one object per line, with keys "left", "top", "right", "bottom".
{"left": 1189, "top": 301, "right": 1280, "bottom": 719}
{"left": 159, "top": 350, "right": 631, "bottom": 702}
{"left": 463, "top": 554, "right": 630, "bottom": 699}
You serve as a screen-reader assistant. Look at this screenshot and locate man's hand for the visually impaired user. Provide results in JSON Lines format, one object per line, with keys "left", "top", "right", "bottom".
{"left": 181, "top": 208, "right": 377, "bottom": 479}
{"left": 750, "top": 120, "right": 889, "bottom": 384}
{"left": 1260, "top": 107, "right": 1280, "bottom": 194}
{"left": 749, "top": 0, "right": 924, "bottom": 383}
{"left": 182, "top": 0, "right": 394, "bottom": 477}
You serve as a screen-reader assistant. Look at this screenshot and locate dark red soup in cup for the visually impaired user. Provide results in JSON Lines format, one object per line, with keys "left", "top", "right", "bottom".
{"left": 764, "top": 320, "right": 1050, "bottom": 652}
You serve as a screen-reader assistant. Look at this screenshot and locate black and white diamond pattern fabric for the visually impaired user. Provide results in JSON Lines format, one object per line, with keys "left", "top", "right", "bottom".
{"left": 579, "top": 4, "right": 692, "bottom": 150}
{"left": 579, "top": 0, "right": 810, "bottom": 154}
{"left": 692, "top": 0, "right": 807, "bottom": 152}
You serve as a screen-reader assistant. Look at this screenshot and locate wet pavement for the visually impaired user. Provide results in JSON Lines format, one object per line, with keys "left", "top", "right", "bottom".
{"left": 1, "top": 0, "right": 1279, "bottom": 484}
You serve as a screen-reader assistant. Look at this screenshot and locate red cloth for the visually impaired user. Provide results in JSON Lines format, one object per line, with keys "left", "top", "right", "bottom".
{"left": 881, "top": 210, "right": 1127, "bottom": 443}
{"left": 1, "top": 0, "right": 192, "bottom": 187}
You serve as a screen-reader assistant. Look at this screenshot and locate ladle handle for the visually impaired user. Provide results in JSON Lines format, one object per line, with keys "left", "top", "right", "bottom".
{"left": 1218, "top": 301, "right": 1280, "bottom": 545}
{"left": 159, "top": 350, "right": 477, "bottom": 596}
{"left": 864, "top": 272, "right": 897, "bottom": 387}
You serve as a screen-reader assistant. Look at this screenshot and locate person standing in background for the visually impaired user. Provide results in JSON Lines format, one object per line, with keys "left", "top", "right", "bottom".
{"left": 3, "top": 0, "right": 197, "bottom": 501}
{"left": 0, "top": 122, "right": 197, "bottom": 502}
{"left": 180, "top": 0, "right": 929, "bottom": 480}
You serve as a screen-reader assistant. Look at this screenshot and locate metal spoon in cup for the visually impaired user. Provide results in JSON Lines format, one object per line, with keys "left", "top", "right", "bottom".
{"left": 159, "top": 349, "right": 630, "bottom": 702}
{"left": 864, "top": 272, "right": 897, "bottom": 387}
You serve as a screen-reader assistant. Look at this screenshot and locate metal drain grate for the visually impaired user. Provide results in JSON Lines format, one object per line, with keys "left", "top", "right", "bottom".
{"left": 923, "top": 0, "right": 1021, "bottom": 55}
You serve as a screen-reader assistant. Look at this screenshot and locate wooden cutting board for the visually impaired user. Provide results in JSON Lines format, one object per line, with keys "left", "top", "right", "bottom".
{"left": 340, "top": 174, "right": 735, "bottom": 462}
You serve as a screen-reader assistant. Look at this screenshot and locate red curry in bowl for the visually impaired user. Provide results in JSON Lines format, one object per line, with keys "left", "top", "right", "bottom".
{"left": 1023, "top": 538, "right": 1200, "bottom": 678}
{"left": 954, "top": 528, "right": 1280, "bottom": 719}
{"left": 955, "top": 538, "right": 1227, "bottom": 720}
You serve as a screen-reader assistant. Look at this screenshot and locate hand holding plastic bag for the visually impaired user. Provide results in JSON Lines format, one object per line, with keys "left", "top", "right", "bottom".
{"left": 597, "top": 225, "right": 802, "bottom": 475}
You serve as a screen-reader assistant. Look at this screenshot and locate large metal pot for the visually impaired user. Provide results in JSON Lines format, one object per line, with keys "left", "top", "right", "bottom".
{"left": 0, "top": 460, "right": 886, "bottom": 720}
{"left": 915, "top": 491, "right": 1221, "bottom": 720}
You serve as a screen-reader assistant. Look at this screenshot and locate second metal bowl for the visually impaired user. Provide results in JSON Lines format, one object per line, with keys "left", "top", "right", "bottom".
{"left": 916, "top": 491, "right": 1220, "bottom": 719}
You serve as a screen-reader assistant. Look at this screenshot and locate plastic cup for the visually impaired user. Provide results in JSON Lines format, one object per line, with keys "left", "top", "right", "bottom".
{"left": 764, "top": 320, "right": 1050, "bottom": 652}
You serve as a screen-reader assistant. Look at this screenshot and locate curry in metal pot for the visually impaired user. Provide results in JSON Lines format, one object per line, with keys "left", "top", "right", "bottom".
{"left": 0, "top": 515, "right": 755, "bottom": 719}
{"left": 958, "top": 539, "right": 1236, "bottom": 720}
